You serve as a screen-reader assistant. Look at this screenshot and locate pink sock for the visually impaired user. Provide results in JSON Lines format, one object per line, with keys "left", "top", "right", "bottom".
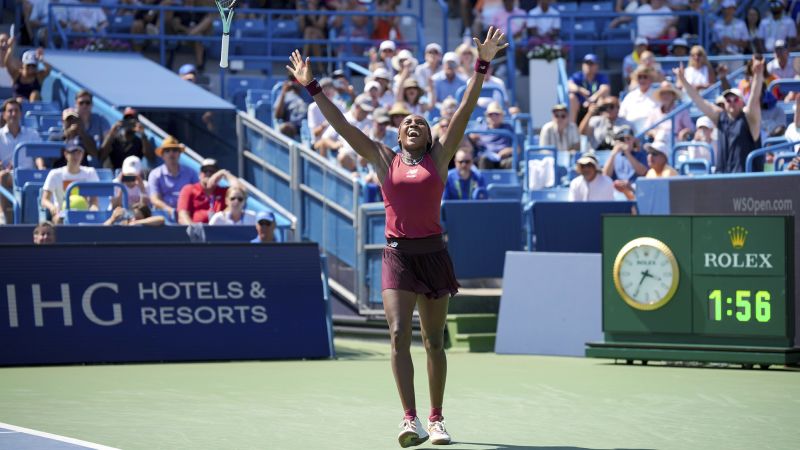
{"left": 429, "top": 407, "right": 443, "bottom": 422}
{"left": 404, "top": 408, "right": 417, "bottom": 420}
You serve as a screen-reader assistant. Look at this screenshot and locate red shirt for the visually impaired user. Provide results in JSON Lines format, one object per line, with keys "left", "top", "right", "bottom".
{"left": 177, "top": 183, "right": 227, "bottom": 223}
{"left": 381, "top": 153, "right": 444, "bottom": 238}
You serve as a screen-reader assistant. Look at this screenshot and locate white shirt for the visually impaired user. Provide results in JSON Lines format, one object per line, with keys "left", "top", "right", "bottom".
{"left": 783, "top": 123, "right": 800, "bottom": 153}
{"left": 568, "top": 173, "right": 615, "bottom": 201}
{"left": 527, "top": 6, "right": 560, "bottom": 34}
{"left": 321, "top": 110, "right": 372, "bottom": 154}
{"left": 209, "top": 210, "right": 257, "bottom": 226}
{"left": 767, "top": 58, "right": 795, "bottom": 80}
{"left": 68, "top": 1, "right": 107, "bottom": 29}
{"left": 42, "top": 165, "right": 99, "bottom": 213}
{"left": 684, "top": 65, "right": 710, "bottom": 88}
{"left": 113, "top": 176, "right": 149, "bottom": 206}
{"left": 619, "top": 88, "right": 658, "bottom": 133}
{"left": 307, "top": 98, "right": 345, "bottom": 137}
{"left": 636, "top": 5, "right": 674, "bottom": 39}
{"left": 0, "top": 125, "right": 42, "bottom": 169}
{"left": 757, "top": 16, "right": 796, "bottom": 52}
{"left": 713, "top": 18, "right": 748, "bottom": 55}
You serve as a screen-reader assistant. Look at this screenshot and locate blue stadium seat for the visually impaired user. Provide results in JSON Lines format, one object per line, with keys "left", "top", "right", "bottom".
{"left": 601, "top": 26, "right": 633, "bottom": 60}
{"left": 455, "top": 85, "right": 507, "bottom": 120}
{"left": 63, "top": 181, "right": 127, "bottom": 225}
{"left": 482, "top": 169, "right": 518, "bottom": 186}
{"left": 486, "top": 183, "right": 523, "bottom": 200}
{"left": 677, "top": 158, "right": 710, "bottom": 175}
{"left": 773, "top": 151, "right": 797, "bottom": 171}
{"left": 21, "top": 101, "right": 60, "bottom": 115}
{"left": 226, "top": 76, "right": 269, "bottom": 110}
{"left": 109, "top": 14, "right": 134, "bottom": 34}
{"left": 268, "top": 19, "right": 301, "bottom": 57}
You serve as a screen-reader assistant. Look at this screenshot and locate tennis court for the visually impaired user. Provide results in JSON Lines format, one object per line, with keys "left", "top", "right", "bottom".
{"left": 0, "top": 338, "right": 798, "bottom": 450}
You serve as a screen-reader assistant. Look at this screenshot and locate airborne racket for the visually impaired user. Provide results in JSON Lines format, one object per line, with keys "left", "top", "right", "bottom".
{"left": 214, "top": 0, "right": 238, "bottom": 68}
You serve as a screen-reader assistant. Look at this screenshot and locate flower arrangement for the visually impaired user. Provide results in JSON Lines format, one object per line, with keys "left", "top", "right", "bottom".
{"left": 525, "top": 37, "right": 565, "bottom": 62}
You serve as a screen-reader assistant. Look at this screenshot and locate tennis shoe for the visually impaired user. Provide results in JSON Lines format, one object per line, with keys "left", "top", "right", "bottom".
{"left": 427, "top": 419, "right": 451, "bottom": 445}
{"left": 397, "top": 416, "right": 429, "bottom": 448}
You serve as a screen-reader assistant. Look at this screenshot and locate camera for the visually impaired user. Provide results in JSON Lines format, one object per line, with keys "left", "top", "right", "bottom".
{"left": 121, "top": 175, "right": 136, "bottom": 183}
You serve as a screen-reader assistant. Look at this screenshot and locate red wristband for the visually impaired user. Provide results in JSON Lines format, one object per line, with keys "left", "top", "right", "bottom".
{"left": 305, "top": 79, "right": 322, "bottom": 96}
{"left": 475, "top": 59, "right": 490, "bottom": 74}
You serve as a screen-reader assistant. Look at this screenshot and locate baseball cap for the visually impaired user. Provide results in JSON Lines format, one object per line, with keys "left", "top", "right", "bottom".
{"left": 722, "top": 88, "right": 744, "bottom": 100}
{"left": 583, "top": 53, "right": 598, "bottom": 64}
{"left": 372, "top": 67, "right": 391, "bottom": 81}
{"left": 61, "top": 108, "right": 79, "bottom": 121}
{"left": 425, "top": 43, "right": 442, "bottom": 54}
{"left": 123, "top": 107, "right": 138, "bottom": 118}
{"left": 696, "top": 116, "right": 714, "bottom": 129}
{"left": 774, "top": 39, "right": 787, "bottom": 49}
{"left": 64, "top": 137, "right": 84, "bottom": 153}
{"left": 373, "top": 107, "right": 391, "bottom": 124}
{"left": 645, "top": 140, "right": 668, "bottom": 156}
{"left": 379, "top": 40, "right": 396, "bottom": 52}
{"left": 551, "top": 103, "right": 568, "bottom": 112}
{"left": 576, "top": 154, "right": 600, "bottom": 169}
{"left": 613, "top": 125, "right": 634, "bottom": 140}
{"left": 486, "top": 101, "right": 504, "bottom": 115}
{"left": 21, "top": 50, "right": 37, "bottom": 66}
{"left": 721, "top": 0, "right": 736, "bottom": 7}
{"left": 178, "top": 63, "right": 197, "bottom": 76}
{"left": 355, "top": 94, "right": 375, "bottom": 112}
{"left": 331, "top": 69, "right": 346, "bottom": 79}
{"left": 200, "top": 158, "right": 218, "bottom": 170}
{"left": 256, "top": 211, "right": 275, "bottom": 224}
{"left": 670, "top": 38, "right": 689, "bottom": 49}
{"left": 634, "top": 36, "right": 648, "bottom": 46}
{"left": 443, "top": 51, "right": 458, "bottom": 65}
{"left": 121, "top": 155, "right": 142, "bottom": 176}
{"left": 364, "top": 80, "right": 381, "bottom": 93}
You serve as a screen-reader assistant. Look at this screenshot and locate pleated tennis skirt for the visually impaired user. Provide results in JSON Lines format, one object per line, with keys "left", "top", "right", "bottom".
{"left": 382, "top": 234, "right": 460, "bottom": 299}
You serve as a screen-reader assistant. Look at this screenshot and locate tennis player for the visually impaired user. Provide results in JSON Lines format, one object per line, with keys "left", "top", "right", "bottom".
{"left": 288, "top": 27, "right": 507, "bottom": 447}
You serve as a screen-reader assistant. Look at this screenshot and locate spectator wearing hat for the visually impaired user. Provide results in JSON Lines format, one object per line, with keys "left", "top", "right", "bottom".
{"left": 388, "top": 103, "right": 412, "bottom": 128}
{"left": 209, "top": 186, "right": 257, "bottom": 225}
{"left": 371, "top": 68, "right": 396, "bottom": 108}
{"left": 527, "top": 0, "right": 561, "bottom": 40}
{"left": 635, "top": 0, "right": 677, "bottom": 43}
{"left": 603, "top": 124, "right": 649, "bottom": 182}
{"left": 147, "top": 136, "right": 197, "bottom": 217}
{"left": 645, "top": 81, "right": 692, "bottom": 145}
{"left": 74, "top": 90, "right": 110, "bottom": 148}
{"left": 314, "top": 94, "right": 374, "bottom": 158}
{"left": 415, "top": 43, "right": 443, "bottom": 88}
{"left": 620, "top": 66, "right": 659, "bottom": 132}
{"left": 395, "top": 78, "right": 432, "bottom": 116}
{"left": 471, "top": 101, "right": 516, "bottom": 169}
{"left": 568, "top": 154, "right": 615, "bottom": 202}
{"left": 432, "top": 52, "right": 467, "bottom": 104}
{"left": 41, "top": 138, "right": 100, "bottom": 223}
{"left": 443, "top": 149, "right": 487, "bottom": 200}
{"left": 391, "top": 49, "right": 419, "bottom": 88}
{"left": 112, "top": 155, "right": 149, "bottom": 209}
{"left": 100, "top": 107, "right": 155, "bottom": 170}
{"left": 580, "top": 96, "right": 634, "bottom": 151}
{"left": 178, "top": 63, "right": 197, "bottom": 83}
{"left": 644, "top": 141, "right": 677, "bottom": 178}
{"left": 370, "top": 39, "right": 397, "bottom": 73}
{"left": 623, "top": 37, "right": 649, "bottom": 86}
{"left": 251, "top": 211, "right": 277, "bottom": 243}
{"left": 767, "top": 40, "right": 795, "bottom": 79}
{"left": 675, "top": 55, "right": 764, "bottom": 173}
{"left": 668, "top": 38, "right": 689, "bottom": 57}
{"left": 104, "top": 202, "right": 165, "bottom": 227}
{"left": 539, "top": 104, "right": 580, "bottom": 153}
{"left": 688, "top": 115, "right": 718, "bottom": 164}
{"left": 50, "top": 108, "right": 98, "bottom": 168}
{"left": 177, "top": 158, "right": 242, "bottom": 225}
{"left": 364, "top": 80, "right": 385, "bottom": 110}
{"left": 568, "top": 54, "right": 610, "bottom": 124}
{"left": 757, "top": 0, "right": 796, "bottom": 53}
{"left": 455, "top": 43, "right": 479, "bottom": 79}
{"left": 33, "top": 221, "right": 56, "bottom": 244}
{"left": 713, "top": 0, "right": 749, "bottom": 56}
{"left": 370, "top": 108, "right": 399, "bottom": 149}
{"left": 5, "top": 45, "right": 51, "bottom": 102}
{"left": 330, "top": 70, "right": 356, "bottom": 107}
{"left": 628, "top": 51, "right": 665, "bottom": 91}
{"left": 274, "top": 76, "right": 309, "bottom": 140}
{"left": 308, "top": 77, "right": 346, "bottom": 140}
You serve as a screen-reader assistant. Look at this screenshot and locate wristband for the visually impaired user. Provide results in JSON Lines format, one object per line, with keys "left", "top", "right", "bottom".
{"left": 305, "top": 78, "right": 322, "bottom": 96}
{"left": 475, "top": 59, "right": 490, "bottom": 74}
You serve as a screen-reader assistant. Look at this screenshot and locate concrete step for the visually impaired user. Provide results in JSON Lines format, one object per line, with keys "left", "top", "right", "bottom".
{"left": 450, "top": 333, "right": 496, "bottom": 353}
{"left": 449, "top": 288, "right": 501, "bottom": 314}
{"left": 446, "top": 313, "right": 498, "bottom": 335}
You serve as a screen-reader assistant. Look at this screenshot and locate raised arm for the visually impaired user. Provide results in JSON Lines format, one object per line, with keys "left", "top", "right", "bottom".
{"left": 287, "top": 50, "right": 383, "bottom": 167}
{"left": 673, "top": 63, "right": 721, "bottom": 124}
{"left": 744, "top": 56, "right": 763, "bottom": 142}
{"left": 437, "top": 26, "right": 508, "bottom": 164}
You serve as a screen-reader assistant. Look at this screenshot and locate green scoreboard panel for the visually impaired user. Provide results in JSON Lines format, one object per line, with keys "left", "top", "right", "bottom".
{"left": 587, "top": 216, "right": 798, "bottom": 366}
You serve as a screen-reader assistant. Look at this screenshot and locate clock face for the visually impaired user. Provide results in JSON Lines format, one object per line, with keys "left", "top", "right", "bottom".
{"left": 613, "top": 238, "right": 680, "bottom": 311}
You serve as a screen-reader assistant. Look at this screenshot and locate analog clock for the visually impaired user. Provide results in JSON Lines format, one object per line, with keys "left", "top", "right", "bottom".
{"left": 613, "top": 237, "right": 679, "bottom": 311}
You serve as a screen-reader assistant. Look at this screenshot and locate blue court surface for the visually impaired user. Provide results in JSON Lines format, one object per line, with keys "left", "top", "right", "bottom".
{"left": 0, "top": 423, "right": 119, "bottom": 450}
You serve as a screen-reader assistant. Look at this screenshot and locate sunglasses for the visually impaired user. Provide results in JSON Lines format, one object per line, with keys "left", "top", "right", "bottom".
{"left": 202, "top": 168, "right": 218, "bottom": 175}
{"left": 724, "top": 96, "right": 740, "bottom": 104}
{"left": 488, "top": 112, "right": 502, "bottom": 116}
{"left": 554, "top": 113, "right": 567, "bottom": 118}
{"left": 456, "top": 159, "right": 472, "bottom": 164}
{"left": 637, "top": 74, "right": 650, "bottom": 80}
{"left": 78, "top": 100, "right": 92, "bottom": 105}
{"left": 229, "top": 197, "right": 244, "bottom": 202}
{"left": 162, "top": 148, "right": 180, "bottom": 154}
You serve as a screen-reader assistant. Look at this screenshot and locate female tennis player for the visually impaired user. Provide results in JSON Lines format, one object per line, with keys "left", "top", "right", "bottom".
{"left": 288, "top": 27, "right": 507, "bottom": 447}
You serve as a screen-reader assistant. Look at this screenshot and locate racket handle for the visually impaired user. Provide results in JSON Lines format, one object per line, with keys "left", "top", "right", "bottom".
{"left": 220, "top": 33, "right": 229, "bottom": 68}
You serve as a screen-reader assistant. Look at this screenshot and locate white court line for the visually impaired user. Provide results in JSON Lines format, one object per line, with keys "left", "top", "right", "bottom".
{"left": 0, "top": 422, "right": 120, "bottom": 449}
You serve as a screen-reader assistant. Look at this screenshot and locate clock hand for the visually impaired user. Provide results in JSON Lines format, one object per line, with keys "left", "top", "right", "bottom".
{"left": 633, "top": 271, "right": 648, "bottom": 297}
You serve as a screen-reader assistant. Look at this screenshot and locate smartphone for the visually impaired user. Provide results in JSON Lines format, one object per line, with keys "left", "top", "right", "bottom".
{"left": 121, "top": 175, "right": 136, "bottom": 183}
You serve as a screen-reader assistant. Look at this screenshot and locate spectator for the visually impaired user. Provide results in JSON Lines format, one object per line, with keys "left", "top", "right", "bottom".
{"left": 668, "top": 37, "right": 689, "bottom": 57}
{"left": 50, "top": 108, "right": 98, "bottom": 168}
{"left": 432, "top": 52, "right": 467, "bottom": 104}
{"left": 388, "top": 103, "right": 411, "bottom": 129}
{"left": 364, "top": 80, "right": 384, "bottom": 110}
{"left": 759, "top": 89, "right": 786, "bottom": 139}
{"left": 623, "top": 37, "right": 649, "bottom": 86}
{"left": 620, "top": 66, "right": 659, "bottom": 132}
{"left": 0, "top": 98, "right": 41, "bottom": 171}
{"left": 488, "top": 0, "right": 526, "bottom": 41}
{"left": 735, "top": 58, "right": 779, "bottom": 102}
{"left": 455, "top": 42, "right": 478, "bottom": 79}
{"left": 745, "top": 7, "right": 761, "bottom": 54}
{"left": 307, "top": 77, "right": 345, "bottom": 140}
{"left": 757, "top": 0, "right": 796, "bottom": 53}
{"left": 603, "top": 125, "right": 649, "bottom": 183}
{"left": 0, "top": 33, "right": 12, "bottom": 94}
{"left": 130, "top": 0, "right": 161, "bottom": 53}
{"left": 395, "top": 78, "right": 432, "bottom": 116}
{"left": 23, "top": 0, "right": 60, "bottom": 46}
{"left": 251, "top": 211, "right": 277, "bottom": 243}
{"left": 683, "top": 45, "right": 715, "bottom": 91}
{"left": 274, "top": 76, "right": 309, "bottom": 140}
{"left": 471, "top": 101, "right": 515, "bottom": 169}
{"left": 644, "top": 141, "right": 678, "bottom": 178}
{"left": 100, "top": 107, "right": 155, "bottom": 170}
{"left": 370, "top": 108, "right": 399, "bottom": 148}
{"left": 568, "top": 154, "right": 615, "bottom": 201}
{"left": 783, "top": 97, "right": 800, "bottom": 152}
{"left": 104, "top": 202, "right": 165, "bottom": 226}
{"left": 33, "top": 221, "right": 56, "bottom": 244}
{"left": 609, "top": 0, "right": 640, "bottom": 29}
{"left": 178, "top": 63, "right": 198, "bottom": 83}
{"left": 443, "top": 149, "right": 487, "bottom": 200}
{"left": 432, "top": 116, "right": 474, "bottom": 158}
{"left": 635, "top": 0, "right": 677, "bottom": 42}
{"left": 688, "top": 115, "right": 718, "bottom": 164}
{"left": 314, "top": 94, "right": 374, "bottom": 157}
{"left": 65, "top": 0, "right": 108, "bottom": 36}
{"left": 438, "top": 97, "right": 459, "bottom": 122}
{"left": 567, "top": 54, "right": 610, "bottom": 124}
{"left": 177, "top": 158, "right": 242, "bottom": 225}
{"left": 112, "top": 155, "right": 149, "bottom": 209}
{"left": 713, "top": 0, "right": 748, "bottom": 56}
{"left": 391, "top": 49, "right": 419, "bottom": 88}
{"left": 165, "top": 0, "right": 213, "bottom": 68}
{"left": 371, "top": 68, "right": 395, "bottom": 107}
{"left": 539, "top": 103, "right": 580, "bottom": 153}
{"left": 209, "top": 186, "right": 256, "bottom": 225}
{"left": 331, "top": 69, "right": 356, "bottom": 107}
{"left": 329, "top": 0, "right": 371, "bottom": 56}
{"left": 147, "top": 136, "right": 197, "bottom": 217}
{"left": 676, "top": 0, "right": 703, "bottom": 39}
{"left": 471, "top": 0, "right": 504, "bottom": 37}
{"left": 372, "top": 0, "right": 403, "bottom": 42}
{"left": 5, "top": 46, "right": 51, "bottom": 102}
{"left": 298, "top": 0, "right": 331, "bottom": 74}
{"left": 482, "top": 64, "right": 511, "bottom": 111}
{"left": 579, "top": 96, "right": 634, "bottom": 151}
{"left": 74, "top": 90, "right": 110, "bottom": 147}
{"left": 415, "top": 43, "right": 443, "bottom": 88}
{"left": 766, "top": 40, "right": 794, "bottom": 79}
{"left": 645, "top": 81, "right": 692, "bottom": 145}
{"left": 370, "top": 40, "right": 397, "bottom": 73}
{"left": 674, "top": 56, "right": 764, "bottom": 173}
{"left": 527, "top": 0, "right": 560, "bottom": 39}
{"left": 41, "top": 138, "right": 100, "bottom": 223}
{"left": 628, "top": 51, "right": 665, "bottom": 90}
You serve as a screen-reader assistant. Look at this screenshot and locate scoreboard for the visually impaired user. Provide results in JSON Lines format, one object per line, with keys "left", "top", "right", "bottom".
{"left": 586, "top": 216, "right": 798, "bottom": 367}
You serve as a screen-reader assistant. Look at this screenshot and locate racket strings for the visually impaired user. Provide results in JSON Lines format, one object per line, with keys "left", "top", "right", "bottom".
{"left": 217, "top": 0, "right": 237, "bottom": 9}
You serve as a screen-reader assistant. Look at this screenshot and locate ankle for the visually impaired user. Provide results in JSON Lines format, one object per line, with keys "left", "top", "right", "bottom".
{"left": 429, "top": 407, "right": 443, "bottom": 422}
{"left": 404, "top": 408, "right": 417, "bottom": 420}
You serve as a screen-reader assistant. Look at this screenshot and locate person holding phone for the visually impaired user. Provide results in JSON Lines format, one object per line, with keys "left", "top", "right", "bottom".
{"left": 100, "top": 107, "right": 155, "bottom": 170}
{"left": 112, "top": 155, "right": 149, "bottom": 210}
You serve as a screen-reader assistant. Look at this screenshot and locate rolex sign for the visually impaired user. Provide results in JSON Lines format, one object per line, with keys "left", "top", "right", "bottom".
{"left": 692, "top": 217, "right": 786, "bottom": 277}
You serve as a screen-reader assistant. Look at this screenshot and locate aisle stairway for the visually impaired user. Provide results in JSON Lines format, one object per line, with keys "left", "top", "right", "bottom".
{"left": 446, "top": 288, "right": 501, "bottom": 353}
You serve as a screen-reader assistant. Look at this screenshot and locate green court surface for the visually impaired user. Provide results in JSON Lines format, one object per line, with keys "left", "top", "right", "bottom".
{"left": 0, "top": 338, "right": 798, "bottom": 450}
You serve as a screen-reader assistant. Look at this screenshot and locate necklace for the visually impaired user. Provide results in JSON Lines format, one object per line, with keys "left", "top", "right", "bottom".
{"left": 401, "top": 151, "right": 425, "bottom": 166}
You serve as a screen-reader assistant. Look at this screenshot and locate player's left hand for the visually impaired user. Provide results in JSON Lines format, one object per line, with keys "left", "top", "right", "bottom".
{"left": 473, "top": 26, "right": 509, "bottom": 62}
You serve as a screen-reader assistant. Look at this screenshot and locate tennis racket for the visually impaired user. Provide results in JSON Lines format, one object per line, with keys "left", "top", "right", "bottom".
{"left": 214, "top": 0, "right": 238, "bottom": 68}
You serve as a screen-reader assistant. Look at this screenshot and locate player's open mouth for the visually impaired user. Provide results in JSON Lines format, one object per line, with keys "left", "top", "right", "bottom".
{"left": 407, "top": 129, "right": 420, "bottom": 137}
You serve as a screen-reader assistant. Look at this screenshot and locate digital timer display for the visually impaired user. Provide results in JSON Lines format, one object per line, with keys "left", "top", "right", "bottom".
{"left": 708, "top": 289, "right": 771, "bottom": 322}
{"left": 693, "top": 276, "right": 787, "bottom": 337}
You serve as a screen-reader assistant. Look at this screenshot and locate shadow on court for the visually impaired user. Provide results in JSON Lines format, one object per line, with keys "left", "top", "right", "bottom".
{"left": 442, "top": 445, "right": 654, "bottom": 450}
